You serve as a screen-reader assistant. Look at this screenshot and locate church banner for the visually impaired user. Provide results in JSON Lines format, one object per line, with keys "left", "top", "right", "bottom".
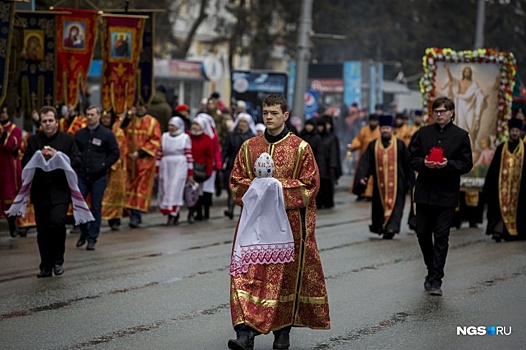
{"left": 101, "top": 15, "right": 146, "bottom": 114}
{"left": 0, "top": 1, "right": 15, "bottom": 106}
{"left": 16, "top": 12, "right": 56, "bottom": 114}
{"left": 55, "top": 8, "right": 98, "bottom": 108}
{"left": 111, "top": 10, "right": 154, "bottom": 106}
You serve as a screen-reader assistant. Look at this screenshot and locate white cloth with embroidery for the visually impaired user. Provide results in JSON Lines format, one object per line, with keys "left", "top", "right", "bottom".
{"left": 229, "top": 177, "right": 295, "bottom": 276}
{"left": 4, "top": 150, "right": 94, "bottom": 225}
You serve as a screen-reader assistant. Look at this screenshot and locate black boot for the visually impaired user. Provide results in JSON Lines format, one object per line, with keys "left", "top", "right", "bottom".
{"left": 227, "top": 331, "right": 256, "bottom": 350}
{"left": 194, "top": 196, "right": 203, "bottom": 221}
{"left": 187, "top": 209, "right": 195, "bottom": 224}
{"left": 273, "top": 327, "right": 291, "bottom": 349}
{"left": 17, "top": 227, "right": 28, "bottom": 237}
{"left": 7, "top": 216, "right": 18, "bottom": 237}
{"left": 203, "top": 192, "right": 212, "bottom": 220}
{"left": 224, "top": 195, "right": 234, "bottom": 219}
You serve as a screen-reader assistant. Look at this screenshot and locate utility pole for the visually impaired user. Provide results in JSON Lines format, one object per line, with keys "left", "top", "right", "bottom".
{"left": 292, "top": 0, "right": 313, "bottom": 121}
{"left": 474, "top": 0, "right": 485, "bottom": 49}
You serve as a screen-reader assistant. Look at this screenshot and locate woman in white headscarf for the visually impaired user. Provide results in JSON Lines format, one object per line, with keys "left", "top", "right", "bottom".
{"left": 157, "top": 117, "right": 193, "bottom": 225}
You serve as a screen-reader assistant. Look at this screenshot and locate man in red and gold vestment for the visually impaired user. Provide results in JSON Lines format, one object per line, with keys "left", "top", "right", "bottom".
{"left": 120, "top": 103, "right": 161, "bottom": 227}
{"left": 394, "top": 113, "right": 413, "bottom": 148}
{"left": 0, "top": 106, "right": 22, "bottom": 237}
{"left": 227, "top": 94, "right": 330, "bottom": 350}
{"left": 101, "top": 111, "right": 128, "bottom": 231}
{"left": 483, "top": 118, "right": 526, "bottom": 242}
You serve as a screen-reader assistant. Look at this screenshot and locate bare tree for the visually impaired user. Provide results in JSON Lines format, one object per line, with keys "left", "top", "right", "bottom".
{"left": 171, "top": 0, "right": 210, "bottom": 58}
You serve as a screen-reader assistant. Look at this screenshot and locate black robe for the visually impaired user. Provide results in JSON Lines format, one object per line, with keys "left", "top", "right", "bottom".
{"left": 316, "top": 130, "right": 342, "bottom": 209}
{"left": 354, "top": 136, "right": 410, "bottom": 234}
{"left": 221, "top": 129, "right": 254, "bottom": 189}
{"left": 482, "top": 140, "right": 526, "bottom": 240}
{"left": 299, "top": 128, "right": 323, "bottom": 168}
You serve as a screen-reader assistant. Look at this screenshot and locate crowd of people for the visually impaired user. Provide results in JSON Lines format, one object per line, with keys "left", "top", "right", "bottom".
{"left": 2, "top": 91, "right": 526, "bottom": 349}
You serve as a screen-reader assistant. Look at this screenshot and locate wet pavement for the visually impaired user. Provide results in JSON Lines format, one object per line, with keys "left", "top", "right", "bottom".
{"left": 1, "top": 177, "right": 525, "bottom": 349}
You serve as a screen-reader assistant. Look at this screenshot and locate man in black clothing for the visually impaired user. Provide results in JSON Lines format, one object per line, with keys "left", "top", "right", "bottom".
{"left": 22, "top": 106, "right": 82, "bottom": 278}
{"left": 221, "top": 113, "right": 254, "bottom": 219}
{"left": 75, "top": 106, "right": 119, "bottom": 250}
{"left": 353, "top": 115, "right": 410, "bottom": 239}
{"left": 408, "top": 96, "right": 473, "bottom": 296}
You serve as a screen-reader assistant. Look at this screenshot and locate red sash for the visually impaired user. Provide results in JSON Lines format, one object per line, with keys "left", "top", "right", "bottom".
{"left": 374, "top": 137, "right": 398, "bottom": 228}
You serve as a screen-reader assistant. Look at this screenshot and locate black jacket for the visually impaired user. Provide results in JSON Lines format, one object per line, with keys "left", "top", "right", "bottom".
{"left": 75, "top": 124, "right": 120, "bottom": 180}
{"left": 409, "top": 121, "right": 473, "bottom": 207}
{"left": 299, "top": 129, "right": 323, "bottom": 167}
{"left": 221, "top": 129, "right": 254, "bottom": 189}
{"left": 22, "top": 131, "right": 82, "bottom": 205}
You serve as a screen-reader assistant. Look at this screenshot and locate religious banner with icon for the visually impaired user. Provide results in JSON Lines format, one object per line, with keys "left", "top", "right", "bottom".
{"left": 16, "top": 12, "right": 56, "bottom": 114}
{"left": 110, "top": 10, "right": 154, "bottom": 106}
{"left": 0, "top": 1, "right": 15, "bottom": 106}
{"left": 101, "top": 14, "right": 146, "bottom": 114}
{"left": 55, "top": 8, "right": 98, "bottom": 108}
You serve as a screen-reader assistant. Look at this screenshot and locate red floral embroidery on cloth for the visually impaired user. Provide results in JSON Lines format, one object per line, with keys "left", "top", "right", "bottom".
{"left": 230, "top": 243, "right": 295, "bottom": 275}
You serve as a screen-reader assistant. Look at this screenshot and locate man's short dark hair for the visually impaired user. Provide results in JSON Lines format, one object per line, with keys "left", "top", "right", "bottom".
{"left": 40, "top": 106, "right": 58, "bottom": 120}
{"left": 432, "top": 96, "right": 455, "bottom": 120}
{"left": 263, "top": 94, "right": 288, "bottom": 113}
{"left": 432, "top": 96, "right": 455, "bottom": 111}
{"left": 86, "top": 105, "right": 101, "bottom": 114}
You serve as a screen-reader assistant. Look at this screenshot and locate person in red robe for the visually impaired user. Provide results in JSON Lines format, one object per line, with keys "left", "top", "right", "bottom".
{"left": 187, "top": 116, "right": 213, "bottom": 223}
{"left": 227, "top": 94, "right": 330, "bottom": 350}
{"left": 0, "top": 106, "right": 22, "bottom": 237}
{"left": 120, "top": 103, "right": 161, "bottom": 227}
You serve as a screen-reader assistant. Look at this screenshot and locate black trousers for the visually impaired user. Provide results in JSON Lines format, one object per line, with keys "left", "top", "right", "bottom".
{"left": 415, "top": 203, "right": 455, "bottom": 287}
{"left": 34, "top": 203, "right": 69, "bottom": 270}
{"left": 316, "top": 178, "right": 335, "bottom": 208}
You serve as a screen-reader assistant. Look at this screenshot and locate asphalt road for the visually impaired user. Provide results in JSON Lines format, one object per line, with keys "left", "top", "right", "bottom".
{"left": 1, "top": 188, "right": 525, "bottom": 350}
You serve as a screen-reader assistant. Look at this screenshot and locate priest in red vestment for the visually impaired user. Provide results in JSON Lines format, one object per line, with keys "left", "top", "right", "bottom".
{"left": 120, "top": 103, "right": 161, "bottom": 227}
{"left": 227, "top": 94, "right": 330, "bottom": 350}
{"left": 0, "top": 106, "right": 22, "bottom": 237}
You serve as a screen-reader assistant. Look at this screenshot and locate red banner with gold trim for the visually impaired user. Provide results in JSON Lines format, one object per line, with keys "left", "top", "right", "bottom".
{"left": 55, "top": 8, "right": 98, "bottom": 108}
{"left": 101, "top": 15, "right": 145, "bottom": 114}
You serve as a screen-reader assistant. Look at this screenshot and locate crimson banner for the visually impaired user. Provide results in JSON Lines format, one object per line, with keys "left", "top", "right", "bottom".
{"left": 101, "top": 15, "right": 146, "bottom": 114}
{"left": 111, "top": 10, "right": 154, "bottom": 106}
{"left": 55, "top": 8, "right": 98, "bottom": 108}
{"left": 0, "top": 1, "right": 15, "bottom": 107}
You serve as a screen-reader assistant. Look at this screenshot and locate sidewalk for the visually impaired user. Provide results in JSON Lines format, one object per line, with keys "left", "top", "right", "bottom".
{"left": 0, "top": 175, "right": 354, "bottom": 237}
